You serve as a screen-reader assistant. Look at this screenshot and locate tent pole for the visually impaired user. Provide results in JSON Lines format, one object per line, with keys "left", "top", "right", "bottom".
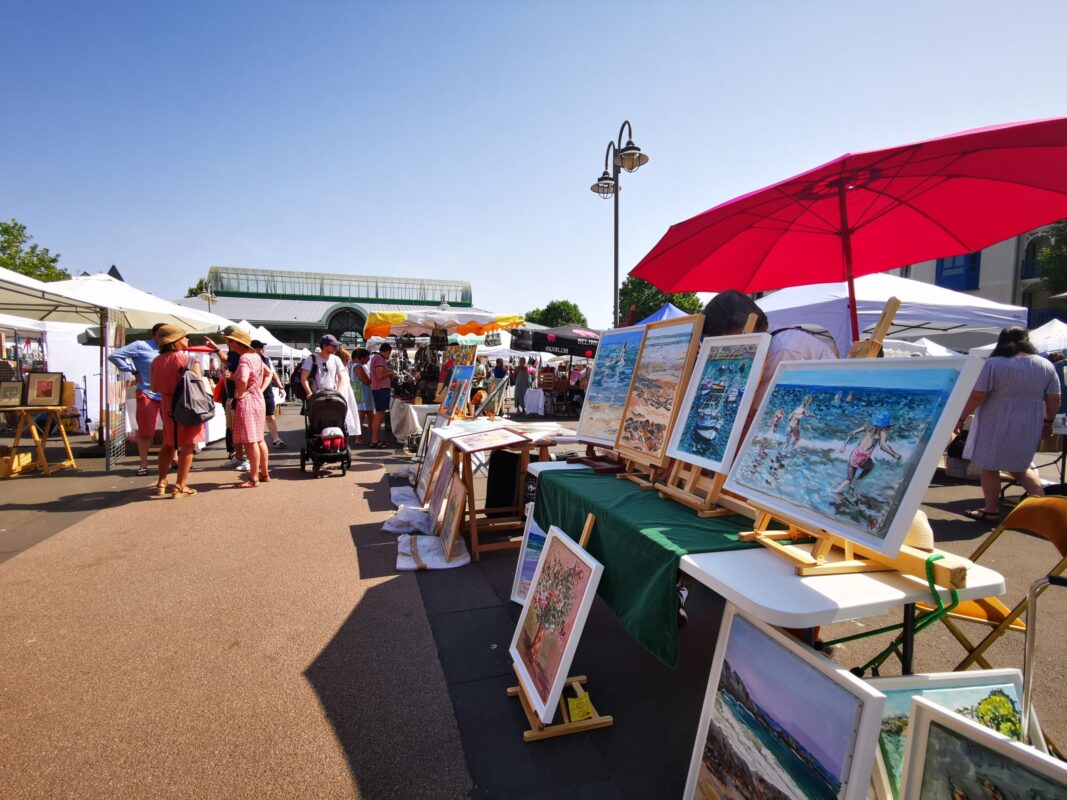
{"left": 837, "top": 182, "right": 860, "bottom": 344}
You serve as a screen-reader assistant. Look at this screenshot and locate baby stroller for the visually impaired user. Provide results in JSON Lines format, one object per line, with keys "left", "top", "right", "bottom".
{"left": 300, "top": 390, "right": 352, "bottom": 477}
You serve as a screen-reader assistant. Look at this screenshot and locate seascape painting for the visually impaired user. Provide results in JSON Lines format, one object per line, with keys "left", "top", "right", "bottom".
{"left": 725, "top": 357, "right": 981, "bottom": 557}
{"left": 615, "top": 316, "right": 701, "bottom": 464}
{"left": 509, "top": 515, "right": 548, "bottom": 604}
{"left": 509, "top": 527, "right": 604, "bottom": 724}
{"left": 577, "top": 325, "right": 644, "bottom": 446}
{"left": 668, "top": 333, "right": 770, "bottom": 474}
{"left": 441, "top": 364, "right": 476, "bottom": 419}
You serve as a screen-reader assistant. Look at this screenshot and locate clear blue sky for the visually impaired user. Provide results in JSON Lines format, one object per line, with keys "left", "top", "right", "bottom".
{"left": 4, "top": 1, "right": 1065, "bottom": 328}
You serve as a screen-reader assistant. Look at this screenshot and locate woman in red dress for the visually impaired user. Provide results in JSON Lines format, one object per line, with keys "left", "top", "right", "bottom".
{"left": 149, "top": 325, "right": 205, "bottom": 498}
{"left": 223, "top": 329, "right": 271, "bottom": 487}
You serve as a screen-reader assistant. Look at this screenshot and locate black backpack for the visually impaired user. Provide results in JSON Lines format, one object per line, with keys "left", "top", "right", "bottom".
{"left": 289, "top": 358, "right": 318, "bottom": 401}
{"left": 172, "top": 360, "right": 216, "bottom": 427}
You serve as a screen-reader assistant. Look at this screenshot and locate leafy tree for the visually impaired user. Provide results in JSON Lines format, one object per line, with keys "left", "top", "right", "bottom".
{"left": 0, "top": 219, "right": 69, "bottom": 282}
{"left": 185, "top": 277, "right": 211, "bottom": 298}
{"left": 524, "top": 299, "right": 588, "bottom": 328}
{"left": 617, "top": 276, "right": 702, "bottom": 326}
{"left": 1039, "top": 220, "right": 1067, "bottom": 295}
{"left": 973, "top": 690, "right": 1022, "bottom": 739}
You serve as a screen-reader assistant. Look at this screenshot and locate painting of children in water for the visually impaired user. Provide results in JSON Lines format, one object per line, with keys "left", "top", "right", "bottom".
{"left": 668, "top": 333, "right": 770, "bottom": 474}
{"left": 725, "top": 357, "right": 981, "bottom": 557}
{"left": 577, "top": 325, "right": 645, "bottom": 446}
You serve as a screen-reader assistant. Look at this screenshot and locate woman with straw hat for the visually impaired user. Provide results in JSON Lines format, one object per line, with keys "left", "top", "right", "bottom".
{"left": 149, "top": 324, "right": 205, "bottom": 498}
{"left": 224, "top": 328, "right": 272, "bottom": 487}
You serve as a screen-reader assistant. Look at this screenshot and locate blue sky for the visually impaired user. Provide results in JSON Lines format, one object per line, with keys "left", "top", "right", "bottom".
{"left": 4, "top": 1, "right": 1066, "bottom": 328}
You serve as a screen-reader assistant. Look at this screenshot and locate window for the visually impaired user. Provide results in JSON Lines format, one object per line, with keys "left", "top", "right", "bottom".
{"left": 935, "top": 253, "right": 980, "bottom": 291}
{"left": 898, "top": 265, "right": 912, "bottom": 279}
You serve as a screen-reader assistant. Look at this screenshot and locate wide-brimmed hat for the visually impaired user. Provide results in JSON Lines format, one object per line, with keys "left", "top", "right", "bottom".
{"left": 155, "top": 324, "right": 188, "bottom": 346}
{"left": 222, "top": 328, "right": 253, "bottom": 348}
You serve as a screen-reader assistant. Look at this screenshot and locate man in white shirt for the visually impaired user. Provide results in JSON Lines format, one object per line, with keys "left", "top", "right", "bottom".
{"left": 300, "top": 334, "right": 348, "bottom": 398}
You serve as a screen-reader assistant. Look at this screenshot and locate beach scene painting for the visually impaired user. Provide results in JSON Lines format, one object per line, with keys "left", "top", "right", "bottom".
{"left": 577, "top": 325, "right": 645, "bottom": 447}
{"left": 509, "top": 514, "right": 548, "bottom": 605}
{"left": 668, "top": 333, "right": 771, "bottom": 474}
{"left": 869, "top": 669, "right": 1045, "bottom": 800}
{"left": 725, "top": 357, "right": 982, "bottom": 558}
{"left": 615, "top": 315, "right": 702, "bottom": 466}
{"left": 441, "top": 364, "right": 476, "bottom": 419}
{"left": 901, "top": 697, "right": 1067, "bottom": 800}
{"left": 684, "top": 606, "right": 884, "bottom": 800}
{"left": 509, "top": 526, "right": 603, "bottom": 724}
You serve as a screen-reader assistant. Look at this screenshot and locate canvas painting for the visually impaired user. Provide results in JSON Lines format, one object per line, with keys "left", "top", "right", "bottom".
{"left": 426, "top": 450, "right": 454, "bottom": 534}
{"left": 441, "top": 364, "right": 476, "bottom": 419}
{"left": 869, "top": 670, "right": 1046, "bottom": 800}
{"left": 615, "top": 315, "right": 702, "bottom": 466}
{"left": 509, "top": 526, "right": 603, "bottom": 724}
{"left": 475, "top": 375, "right": 509, "bottom": 416}
{"left": 439, "top": 472, "right": 467, "bottom": 561}
{"left": 416, "top": 413, "right": 437, "bottom": 461}
{"left": 577, "top": 325, "right": 644, "bottom": 447}
{"left": 509, "top": 513, "right": 548, "bottom": 605}
{"left": 414, "top": 416, "right": 450, "bottom": 504}
{"left": 452, "top": 426, "right": 529, "bottom": 454}
{"left": 26, "top": 372, "right": 63, "bottom": 407}
{"left": 724, "top": 357, "right": 982, "bottom": 558}
{"left": 667, "top": 333, "right": 771, "bottom": 474}
{"left": 684, "top": 605, "right": 884, "bottom": 800}
{"left": 0, "top": 381, "right": 23, "bottom": 407}
{"left": 900, "top": 697, "right": 1067, "bottom": 800}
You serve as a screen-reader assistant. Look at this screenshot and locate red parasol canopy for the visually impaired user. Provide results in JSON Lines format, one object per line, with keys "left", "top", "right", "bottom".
{"left": 630, "top": 117, "right": 1067, "bottom": 341}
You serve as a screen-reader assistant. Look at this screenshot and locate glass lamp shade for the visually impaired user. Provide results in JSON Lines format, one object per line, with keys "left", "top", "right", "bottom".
{"left": 590, "top": 171, "right": 616, "bottom": 198}
{"left": 614, "top": 140, "right": 649, "bottom": 172}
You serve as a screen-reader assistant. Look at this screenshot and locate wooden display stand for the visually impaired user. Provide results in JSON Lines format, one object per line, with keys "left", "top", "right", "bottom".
{"left": 507, "top": 514, "right": 614, "bottom": 741}
{"left": 569, "top": 443, "right": 624, "bottom": 474}
{"left": 616, "top": 451, "right": 661, "bottom": 490}
{"left": 1, "top": 406, "right": 78, "bottom": 478}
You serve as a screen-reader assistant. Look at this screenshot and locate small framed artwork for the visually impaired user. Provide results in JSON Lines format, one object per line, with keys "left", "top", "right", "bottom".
{"left": 416, "top": 413, "right": 438, "bottom": 461}
{"left": 509, "top": 526, "right": 604, "bottom": 724}
{"left": 576, "top": 324, "right": 644, "bottom": 447}
{"left": 25, "top": 372, "right": 63, "bottom": 407}
{"left": 439, "top": 472, "right": 468, "bottom": 562}
{"left": 440, "top": 364, "right": 476, "bottom": 420}
{"left": 0, "top": 381, "right": 23, "bottom": 408}
{"left": 509, "top": 512, "right": 548, "bottom": 605}
{"left": 683, "top": 604, "right": 885, "bottom": 800}
{"left": 451, "top": 426, "right": 530, "bottom": 454}
{"left": 899, "top": 696, "right": 1067, "bottom": 799}
{"left": 426, "top": 450, "right": 454, "bottom": 535}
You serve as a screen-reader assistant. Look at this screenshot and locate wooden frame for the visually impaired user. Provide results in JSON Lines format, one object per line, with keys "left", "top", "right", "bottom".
{"left": 474, "top": 375, "right": 509, "bottom": 417}
{"left": 576, "top": 324, "right": 644, "bottom": 447}
{"left": 25, "top": 372, "right": 63, "bottom": 407}
{"left": 413, "top": 415, "right": 449, "bottom": 504}
{"left": 439, "top": 472, "right": 467, "bottom": 562}
{"left": 440, "top": 364, "right": 476, "bottom": 420}
{"left": 684, "top": 604, "right": 885, "bottom": 800}
{"left": 510, "top": 512, "right": 548, "bottom": 605}
{"left": 0, "top": 380, "right": 23, "bottom": 407}
{"left": 426, "top": 449, "right": 454, "bottom": 535}
{"left": 900, "top": 697, "right": 1067, "bottom": 799}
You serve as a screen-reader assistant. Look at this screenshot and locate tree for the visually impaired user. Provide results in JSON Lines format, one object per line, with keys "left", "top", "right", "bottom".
{"left": 1039, "top": 220, "right": 1067, "bottom": 295}
{"left": 524, "top": 299, "right": 587, "bottom": 328}
{"left": 0, "top": 219, "right": 69, "bottom": 282}
{"left": 617, "top": 276, "right": 702, "bottom": 326}
{"left": 185, "top": 277, "right": 211, "bottom": 298}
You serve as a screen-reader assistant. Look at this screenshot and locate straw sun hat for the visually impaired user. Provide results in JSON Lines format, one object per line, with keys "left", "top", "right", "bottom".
{"left": 221, "top": 328, "right": 253, "bottom": 348}
{"left": 155, "top": 324, "right": 188, "bottom": 346}
{"left": 903, "top": 509, "right": 936, "bottom": 551}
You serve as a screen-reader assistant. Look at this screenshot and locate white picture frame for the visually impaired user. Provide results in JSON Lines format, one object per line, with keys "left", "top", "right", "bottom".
{"left": 414, "top": 414, "right": 450, "bottom": 504}
{"left": 899, "top": 696, "right": 1067, "bottom": 799}
{"left": 666, "top": 332, "right": 771, "bottom": 474}
{"left": 868, "top": 669, "right": 1047, "bottom": 800}
{"left": 724, "top": 356, "right": 982, "bottom": 558}
{"left": 684, "top": 604, "right": 885, "bottom": 800}
{"left": 576, "top": 324, "right": 645, "bottom": 447}
{"left": 509, "top": 526, "right": 603, "bottom": 725}
{"left": 509, "top": 511, "right": 548, "bottom": 605}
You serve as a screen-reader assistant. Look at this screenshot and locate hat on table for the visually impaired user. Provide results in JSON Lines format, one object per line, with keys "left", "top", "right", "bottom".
{"left": 222, "top": 328, "right": 253, "bottom": 348}
{"left": 155, "top": 324, "right": 188, "bottom": 346}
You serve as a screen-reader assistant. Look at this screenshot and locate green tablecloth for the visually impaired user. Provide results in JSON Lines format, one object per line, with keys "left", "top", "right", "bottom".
{"left": 533, "top": 469, "right": 762, "bottom": 668}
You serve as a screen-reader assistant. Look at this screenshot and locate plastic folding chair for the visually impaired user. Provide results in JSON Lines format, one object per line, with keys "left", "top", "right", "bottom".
{"left": 919, "top": 496, "right": 1067, "bottom": 671}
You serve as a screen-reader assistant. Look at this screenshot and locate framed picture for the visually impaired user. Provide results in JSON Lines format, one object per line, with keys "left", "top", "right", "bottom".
{"left": 440, "top": 364, "right": 476, "bottom": 420}
{"left": 426, "top": 450, "right": 454, "bottom": 535}
{"left": 667, "top": 332, "right": 771, "bottom": 474}
{"left": 576, "top": 324, "right": 644, "bottom": 447}
{"left": 475, "top": 375, "right": 509, "bottom": 417}
{"left": 509, "top": 526, "right": 603, "bottom": 725}
{"left": 0, "top": 380, "right": 23, "bottom": 408}
{"left": 509, "top": 513, "right": 548, "bottom": 605}
{"left": 25, "top": 372, "right": 63, "bottom": 407}
{"left": 724, "top": 356, "right": 982, "bottom": 558}
{"left": 416, "top": 413, "right": 438, "bottom": 461}
{"left": 414, "top": 415, "right": 450, "bottom": 504}
{"left": 614, "top": 315, "right": 702, "bottom": 467}
{"left": 899, "top": 696, "right": 1067, "bottom": 799}
{"left": 869, "top": 669, "right": 1046, "bottom": 800}
{"left": 451, "top": 426, "right": 530, "bottom": 454}
{"left": 683, "top": 604, "right": 885, "bottom": 800}
{"left": 439, "top": 472, "right": 468, "bottom": 561}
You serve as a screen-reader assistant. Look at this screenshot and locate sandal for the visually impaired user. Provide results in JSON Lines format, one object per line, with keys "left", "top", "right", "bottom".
{"left": 171, "top": 485, "right": 198, "bottom": 499}
{"left": 965, "top": 508, "right": 999, "bottom": 522}
{"left": 259, "top": 472, "right": 271, "bottom": 483}
{"left": 370, "top": 442, "right": 387, "bottom": 449}
{"left": 154, "top": 481, "right": 170, "bottom": 497}
{"left": 136, "top": 467, "right": 150, "bottom": 477}
{"left": 236, "top": 480, "right": 259, "bottom": 489}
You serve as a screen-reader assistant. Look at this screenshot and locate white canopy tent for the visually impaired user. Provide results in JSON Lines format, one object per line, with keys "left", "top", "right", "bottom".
{"left": 0, "top": 266, "right": 103, "bottom": 324}
{"left": 757, "top": 273, "right": 1028, "bottom": 357}
{"left": 968, "top": 318, "right": 1067, "bottom": 357}
{"left": 882, "top": 337, "right": 961, "bottom": 358}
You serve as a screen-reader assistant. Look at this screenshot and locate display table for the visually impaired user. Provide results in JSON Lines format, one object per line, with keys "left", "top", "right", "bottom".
{"left": 0, "top": 406, "right": 77, "bottom": 478}
{"left": 390, "top": 400, "right": 440, "bottom": 440}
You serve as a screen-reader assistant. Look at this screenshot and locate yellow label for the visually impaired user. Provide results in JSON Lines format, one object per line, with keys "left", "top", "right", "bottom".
{"left": 566, "top": 693, "right": 593, "bottom": 722}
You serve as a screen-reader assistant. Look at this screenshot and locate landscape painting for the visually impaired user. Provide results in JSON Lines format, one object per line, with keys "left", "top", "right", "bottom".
{"left": 901, "top": 698, "right": 1067, "bottom": 800}
{"left": 509, "top": 514, "right": 548, "bottom": 605}
{"left": 684, "top": 606, "right": 884, "bottom": 800}
{"left": 509, "top": 526, "right": 604, "bottom": 724}
{"left": 668, "top": 333, "right": 770, "bottom": 474}
{"left": 615, "top": 316, "right": 701, "bottom": 466}
{"left": 724, "top": 357, "right": 981, "bottom": 558}
{"left": 441, "top": 364, "right": 476, "bottom": 419}
{"left": 577, "top": 325, "right": 644, "bottom": 447}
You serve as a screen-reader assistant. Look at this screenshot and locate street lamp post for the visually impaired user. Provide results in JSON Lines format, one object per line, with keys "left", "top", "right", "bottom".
{"left": 590, "top": 120, "right": 650, "bottom": 327}
{"left": 198, "top": 290, "right": 217, "bottom": 313}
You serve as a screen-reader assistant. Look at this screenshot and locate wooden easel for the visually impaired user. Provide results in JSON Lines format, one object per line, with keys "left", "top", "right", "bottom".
{"left": 507, "top": 514, "right": 615, "bottom": 741}
{"left": 616, "top": 451, "right": 661, "bottom": 490}
{"left": 1, "top": 406, "right": 77, "bottom": 478}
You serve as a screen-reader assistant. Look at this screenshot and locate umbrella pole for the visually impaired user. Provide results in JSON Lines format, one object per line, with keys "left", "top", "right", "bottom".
{"left": 837, "top": 183, "right": 861, "bottom": 344}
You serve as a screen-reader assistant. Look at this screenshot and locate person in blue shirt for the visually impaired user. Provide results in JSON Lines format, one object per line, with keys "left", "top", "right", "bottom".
{"left": 107, "top": 323, "right": 165, "bottom": 476}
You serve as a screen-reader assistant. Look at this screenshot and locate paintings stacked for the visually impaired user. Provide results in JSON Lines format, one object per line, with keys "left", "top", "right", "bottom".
{"left": 667, "top": 333, "right": 770, "bottom": 474}
{"left": 684, "top": 605, "right": 884, "bottom": 800}
{"left": 510, "top": 513, "right": 548, "bottom": 605}
{"left": 615, "top": 316, "right": 702, "bottom": 467}
{"left": 509, "top": 526, "right": 603, "bottom": 724}
{"left": 576, "top": 325, "right": 643, "bottom": 447}
{"left": 724, "top": 357, "right": 982, "bottom": 557}
{"left": 439, "top": 472, "right": 467, "bottom": 561}
{"left": 441, "top": 364, "right": 476, "bottom": 420}
{"left": 414, "top": 415, "right": 450, "bottom": 504}
{"left": 425, "top": 450, "right": 454, "bottom": 535}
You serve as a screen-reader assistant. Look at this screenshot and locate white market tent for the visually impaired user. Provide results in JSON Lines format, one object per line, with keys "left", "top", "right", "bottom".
{"left": 757, "top": 273, "right": 1028, "bottom": 357}
{"left": 0, "top": 266, "right": 103, "bottom": 324}
{"left": 968, "top": 318, "right": 1067, "bottom": 357}
{"left": 882, "top": 337, "right": 961, "bottom": 357}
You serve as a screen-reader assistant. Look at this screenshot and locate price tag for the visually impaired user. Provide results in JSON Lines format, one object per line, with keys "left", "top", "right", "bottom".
{"left": 566, "top": 692, "right": 593, "bottom": 722}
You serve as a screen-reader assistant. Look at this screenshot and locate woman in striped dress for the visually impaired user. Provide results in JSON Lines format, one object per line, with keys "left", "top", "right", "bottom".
{"left": 224, "top": 329, "right": 272, "bottom": 488}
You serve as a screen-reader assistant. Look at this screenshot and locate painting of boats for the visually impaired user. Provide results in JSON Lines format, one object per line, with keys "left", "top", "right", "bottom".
{"left": 577, "top": 325, "right": 645, "bottom": 447}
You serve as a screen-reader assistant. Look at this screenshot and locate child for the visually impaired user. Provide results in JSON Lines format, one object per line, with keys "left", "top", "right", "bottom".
{"left": 835, "top": 410, "right": 902, "bottom": 496}
{"left": 769, "top": 407, "right": 785, "bottom": 433}
{"left": 783, "top": 395, "right": 816, "bottom": 450}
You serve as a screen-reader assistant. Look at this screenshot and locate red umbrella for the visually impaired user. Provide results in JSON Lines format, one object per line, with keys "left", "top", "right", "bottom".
{"left": 631, "top": 117, "right": 1067, "bottom": 341}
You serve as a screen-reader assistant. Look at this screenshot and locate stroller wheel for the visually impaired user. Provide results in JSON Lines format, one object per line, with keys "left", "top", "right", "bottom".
{"left": 300, "top": 449, "right": 307, "bottom": 472}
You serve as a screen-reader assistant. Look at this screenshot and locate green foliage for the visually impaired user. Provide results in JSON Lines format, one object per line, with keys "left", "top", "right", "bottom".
{"left": 524, "top": 299, "right": 587, "bottom": 328}
{"left": 0, "top": 219, "right": 69, "bottom": 282}
{"left": 185, "top": 277, "right": 211, "bottom": 298}
{"left": 973, "top": 690, "right": 1022, "bottom": 739}
{"left": 1039, "top": 220, "right": 1067, "bottom": 295}
{"left": 617, "top": 277, "right": 702, "bottom": 325}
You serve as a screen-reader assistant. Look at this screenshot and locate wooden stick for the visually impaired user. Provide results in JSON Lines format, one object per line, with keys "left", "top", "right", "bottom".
{"left": 578, "top": 513, "right": 596, "bottom": 549}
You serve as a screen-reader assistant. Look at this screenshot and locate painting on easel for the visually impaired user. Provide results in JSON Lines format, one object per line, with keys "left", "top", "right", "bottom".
{"left": 724, "top": 357, "right": 981, "bottom": 558}
{"left": 614, "top": 315, "right": 702, "bottom": 467}
{"left": 440, "top": 364, "right": 476, "bottom": 419}
{"left": 576, "top": 325, "right": 644, "bottom": 447}
{"left": 509, "top": 526, "right": 603, "bottom": 724}
{"left": 667, "top": 333, "right": 770, "bottom": 474}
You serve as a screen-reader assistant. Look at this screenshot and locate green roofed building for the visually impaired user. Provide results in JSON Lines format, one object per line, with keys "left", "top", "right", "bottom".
{"left": 175, "top": 266, "right": 483, "bottom": 348}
